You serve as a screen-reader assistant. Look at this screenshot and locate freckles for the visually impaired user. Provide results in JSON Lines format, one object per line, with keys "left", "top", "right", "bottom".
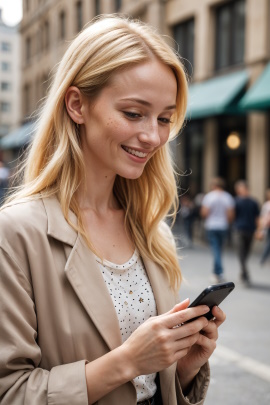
{"left": 106, "top": 118, "right": 117, "bottom": 128}
{"left": 106, "top": 119, "right": 112, "bottom": 127}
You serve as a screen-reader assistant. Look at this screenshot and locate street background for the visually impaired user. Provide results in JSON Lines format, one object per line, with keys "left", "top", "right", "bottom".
{"left": 173, "top": 221, "right": 270, "bottom": 404}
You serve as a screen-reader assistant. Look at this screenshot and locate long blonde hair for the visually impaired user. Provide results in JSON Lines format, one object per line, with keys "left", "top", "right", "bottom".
{"left": 3, "top": 15, "right": 188, "bottom": 290}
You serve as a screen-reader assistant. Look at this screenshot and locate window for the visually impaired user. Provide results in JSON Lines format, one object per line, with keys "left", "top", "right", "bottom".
{"left": 1, "top": 82, "right": 11, "bottom": 91}
{"left": 115, "top": 0, "right": 122, "bottom": 12}
{"left": 76, "top": 1, "right": 83, "bottom": 32}
{"left": 0, "top": 125, "right": 10, "bottom": 136}
{"left": 95, "top": 0, "right": 100, "bottom": 15}
{"left": 24, "top": 84, "right": 31, "bottom": 116}
{"left": 215, "top": 0, "right": 245, "bottom": 70}
{"left": 25, "top": 0, "right": 30, "bottom": 12}
{"left": 173, "top": 18, "right": 195, "bottom": 78}
{"left": 1, "top": 62, "right": 11, "bottom": 71}
{"left": 1, "top": 42, "right": 11, "bottom": 52}
{"left": 26, "top": 37, "right": 31, "bottom": 63}
{"left": 0, "top": 102, "right": 11, "bottom": 112}
{"left": 59, "top": 11, "right": 66, "bottom": 40}
{"left": 44, "top": 21, "right": 50, "bottom": 50}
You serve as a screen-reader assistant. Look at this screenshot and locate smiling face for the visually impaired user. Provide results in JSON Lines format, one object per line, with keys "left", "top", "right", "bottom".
{"left": 80, "top": 58, "right": 177, "bottom": 180}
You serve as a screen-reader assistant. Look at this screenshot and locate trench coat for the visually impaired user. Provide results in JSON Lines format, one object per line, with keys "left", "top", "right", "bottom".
{"left": 0, "top": 195, "right": 210, "bottom": 405}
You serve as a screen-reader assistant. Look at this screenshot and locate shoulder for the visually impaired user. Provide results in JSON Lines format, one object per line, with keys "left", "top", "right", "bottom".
{"left": 0, "top": 198, "right": 47, "bottom": 250}
{"left": 202, "top": 191, "right": 213, "bottom": 204}
{"left": 223, "top": 191, "right": 235, "bottom": 205}
{"left": 158, "top": 221, "right": 176, "bottom": 246}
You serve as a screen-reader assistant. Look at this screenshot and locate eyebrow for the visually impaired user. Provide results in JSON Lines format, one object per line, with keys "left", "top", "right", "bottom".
{"left": 119, "top": 98, "right": 176, "bottom": 110}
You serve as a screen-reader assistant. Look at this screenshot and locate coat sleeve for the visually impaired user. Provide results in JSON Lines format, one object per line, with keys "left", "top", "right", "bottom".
{"left": 0, "top": 247, "right": 89, "bottom": 405}
{"left": 175, "top": 362, "right": 210, "bottom": 405}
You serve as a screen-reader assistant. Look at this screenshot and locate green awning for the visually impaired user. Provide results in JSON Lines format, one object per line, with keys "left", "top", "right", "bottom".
{"left": 186, "top": 70, "right": 248, "bottom": 119}
{"left": 240, "top": 62, "right": 270, "bottom": 110}
{"left": 0, "top": 121, "right": 36, "bottom": 150}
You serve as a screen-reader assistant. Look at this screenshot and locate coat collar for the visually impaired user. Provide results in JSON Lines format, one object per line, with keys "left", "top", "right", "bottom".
{"left": 42, "top": 195, "right": 78, "bottom": 246}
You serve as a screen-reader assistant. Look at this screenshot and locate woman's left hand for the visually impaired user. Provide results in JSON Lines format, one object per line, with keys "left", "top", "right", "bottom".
{"left": 175, "top": 300, "right": 226, "bottom": 392}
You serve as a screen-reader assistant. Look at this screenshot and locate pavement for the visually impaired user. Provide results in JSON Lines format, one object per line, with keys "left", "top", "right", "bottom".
{"left": 172, "top": 223, "right": 270, "bottom": 405}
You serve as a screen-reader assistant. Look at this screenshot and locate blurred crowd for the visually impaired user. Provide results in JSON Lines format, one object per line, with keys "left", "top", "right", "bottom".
{"left": 178, "top": 178, "right": 270, "bottom": 285}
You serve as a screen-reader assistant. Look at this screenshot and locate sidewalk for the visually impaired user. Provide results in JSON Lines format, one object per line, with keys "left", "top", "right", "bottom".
{"left": 172, "top": 223, "right": 270, "bottom": 405}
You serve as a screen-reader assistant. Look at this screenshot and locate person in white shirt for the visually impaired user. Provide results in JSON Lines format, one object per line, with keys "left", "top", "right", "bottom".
{"left": 201, "top": 178, "right": 235, "bottom": 283}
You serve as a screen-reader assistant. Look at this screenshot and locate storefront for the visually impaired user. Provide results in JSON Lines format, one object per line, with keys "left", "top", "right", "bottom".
{"left": 177, "top": 70, "right": 249, "bottom": 197}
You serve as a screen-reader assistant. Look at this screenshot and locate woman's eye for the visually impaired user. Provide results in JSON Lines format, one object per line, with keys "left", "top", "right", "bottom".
{"left": 123, "top": 111, "right": 141, "bottom": 119}
{"left": 158, "top": 117, "right": 172, "bottom": 124}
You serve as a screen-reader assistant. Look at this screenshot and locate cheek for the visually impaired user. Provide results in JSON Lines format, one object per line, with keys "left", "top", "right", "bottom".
{"left": 160, "top": 130, "right": 170, "bottom": 147}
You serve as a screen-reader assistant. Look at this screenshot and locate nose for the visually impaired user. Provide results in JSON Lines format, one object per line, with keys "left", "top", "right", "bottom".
{"left": 138, "top": 121, "right": 161, "bottom": 148}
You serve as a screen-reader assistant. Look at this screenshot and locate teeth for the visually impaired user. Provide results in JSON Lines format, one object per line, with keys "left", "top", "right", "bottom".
{"left": 123, "top": 146, "right": 147, "bottom": 158}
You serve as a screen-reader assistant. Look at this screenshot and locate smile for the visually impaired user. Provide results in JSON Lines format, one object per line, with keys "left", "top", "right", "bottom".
{"left": 122, "top": 146, "right": 148, "bottom": 158}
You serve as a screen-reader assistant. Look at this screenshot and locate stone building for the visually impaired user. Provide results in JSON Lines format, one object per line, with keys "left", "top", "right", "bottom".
{"left": 0, "top": 9, "right": 20, "bottom": 138}
{"left": 3, "top": 0, "right": 270, "bottom": 200}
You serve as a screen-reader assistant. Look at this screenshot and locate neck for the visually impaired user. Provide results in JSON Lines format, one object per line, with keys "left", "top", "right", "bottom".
{"left": 76, "top": 170, "right": 120, "bottom": 214}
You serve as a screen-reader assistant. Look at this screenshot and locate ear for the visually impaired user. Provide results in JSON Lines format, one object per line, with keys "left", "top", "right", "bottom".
{"left": 65, "top": 86, "right": 85, "bottom": 124}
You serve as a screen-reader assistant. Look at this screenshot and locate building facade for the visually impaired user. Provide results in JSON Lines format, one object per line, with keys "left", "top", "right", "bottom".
{"left": 15, "top": 0, "right": 270, "bottom": 201}
{"left": 0, "top": 9, "right": 20, "bottom": 138}
{"left": 164, "top": 0, "right": 270, "bottom": 202}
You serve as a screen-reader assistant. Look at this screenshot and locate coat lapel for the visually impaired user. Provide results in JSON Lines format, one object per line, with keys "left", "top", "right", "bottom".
{"left": 42, "top": 196, "right": 122, "bottom": 351}
{"left": 64, "top": 236, "right": 122, "bottom": 350}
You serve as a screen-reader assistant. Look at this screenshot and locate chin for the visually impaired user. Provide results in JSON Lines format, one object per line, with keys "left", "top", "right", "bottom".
{"left": 118, "top": 168, "right": 145, "bottom": 180}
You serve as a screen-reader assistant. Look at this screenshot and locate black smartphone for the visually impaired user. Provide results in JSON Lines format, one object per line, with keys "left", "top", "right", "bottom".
{"left": 187, "top": 281, "right": 235, "bottom": 321}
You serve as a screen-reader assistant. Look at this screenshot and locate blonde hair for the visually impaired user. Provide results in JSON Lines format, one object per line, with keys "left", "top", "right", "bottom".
{"left": 3, "top": 15, "right": 188, "bottom": 290}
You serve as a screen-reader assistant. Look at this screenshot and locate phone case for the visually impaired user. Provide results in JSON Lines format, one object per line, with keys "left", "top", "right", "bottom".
{"left": 188, "top": 281, "right": 235, "bottom": 320}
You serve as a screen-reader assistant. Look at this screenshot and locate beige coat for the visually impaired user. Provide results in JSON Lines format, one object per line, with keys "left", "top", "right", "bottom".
{"left": 0, "top": 196, "right": 209, "bottom": 405}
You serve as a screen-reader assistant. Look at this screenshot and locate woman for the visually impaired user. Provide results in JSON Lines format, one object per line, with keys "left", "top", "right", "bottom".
{"left": 0, "top": 15, "right": 225, "bottom": 405}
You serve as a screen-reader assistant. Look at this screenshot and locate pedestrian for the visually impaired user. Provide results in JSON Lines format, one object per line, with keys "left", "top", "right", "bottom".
{"left": 255, "top": 188, "right": 270, "bottom": 265}
{"left": 201, "top": 177, "right": 235, "bottom": 283}
{"left": 233, "top": 180, "right": 260, "bottom": 284}
{"left": 0, "top": 160, "right": 10, "bottom": 205}
{"left": 179, "top": 194, "right": 195, "bottom": 248}
{"left": 0, "top": 16, "right": 226, "bottom": 405}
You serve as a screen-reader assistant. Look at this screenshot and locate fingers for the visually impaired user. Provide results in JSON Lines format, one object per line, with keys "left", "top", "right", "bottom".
{"left": 199, "top": 306, "right": 226, "bottom": 341}
{"left": 168, "top": 299, "right": 190, "bottom": 314}
{"left": 196, "top": 330, "right": 217, "bottom": 354}
{"left": 211, "top": 306, "right": 226, "bottom": 327}
{"left": 201, "top": 319, "right": 218, "bottom": 340}
{"left": 165, "top": 305, "right": 210, "bottom": 329}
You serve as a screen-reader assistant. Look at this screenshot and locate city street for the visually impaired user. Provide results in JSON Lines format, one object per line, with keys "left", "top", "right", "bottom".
{"left": 173, "top": 226, "right": 270, "bottom": 404}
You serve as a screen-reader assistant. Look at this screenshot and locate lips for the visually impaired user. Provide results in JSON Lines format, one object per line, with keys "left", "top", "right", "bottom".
{"left": 122, "top": 146, "right": 148, "bottom": 158}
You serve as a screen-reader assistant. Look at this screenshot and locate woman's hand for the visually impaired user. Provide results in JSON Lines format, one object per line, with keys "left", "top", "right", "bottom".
{"left": 176, "top": 300, "right": 226, "bottom": 392}
{"left": 120, "top": 299, "right": 210, "bottom": 379}
{"left": 85, "top": 300, "right": 222, "bottom": 404}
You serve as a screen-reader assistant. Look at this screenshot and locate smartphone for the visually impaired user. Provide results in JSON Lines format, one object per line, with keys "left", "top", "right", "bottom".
{"left": 187, "top": 281, "right": 235, "bottom": 322}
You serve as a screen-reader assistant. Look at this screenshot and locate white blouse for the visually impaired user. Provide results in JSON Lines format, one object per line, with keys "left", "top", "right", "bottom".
{"left": 96, "top": 250, "right": 157, "bottom": 402}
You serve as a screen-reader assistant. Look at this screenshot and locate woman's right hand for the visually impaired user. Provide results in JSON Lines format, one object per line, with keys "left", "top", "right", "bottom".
{"left": 120, "top": 299, "right": 210, "bottom": 378}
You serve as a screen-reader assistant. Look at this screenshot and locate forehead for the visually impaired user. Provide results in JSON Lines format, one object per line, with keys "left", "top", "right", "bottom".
{"left": 105, "top": 60, "right": 177, "bottom": 105}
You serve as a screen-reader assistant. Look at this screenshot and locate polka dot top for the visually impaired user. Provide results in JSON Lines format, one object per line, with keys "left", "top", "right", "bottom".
{"left": 96, "top": 249, "right": 157, "bottom": 402}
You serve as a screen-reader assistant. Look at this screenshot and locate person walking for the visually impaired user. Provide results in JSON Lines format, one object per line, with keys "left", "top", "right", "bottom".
{"left": 256, "top": 188, "right": 270, "bottom": 265}
{"left": 179, "top": 194, "right": 195, "bottom": 248}
{"left": 234, "top": 180, "right": 260, "bottom": 284}
{"left": 201, "top": 178, "right": 235, "bottom": 283}
{"left": 0, "top": 16, "right": 226, "bottom": 405}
